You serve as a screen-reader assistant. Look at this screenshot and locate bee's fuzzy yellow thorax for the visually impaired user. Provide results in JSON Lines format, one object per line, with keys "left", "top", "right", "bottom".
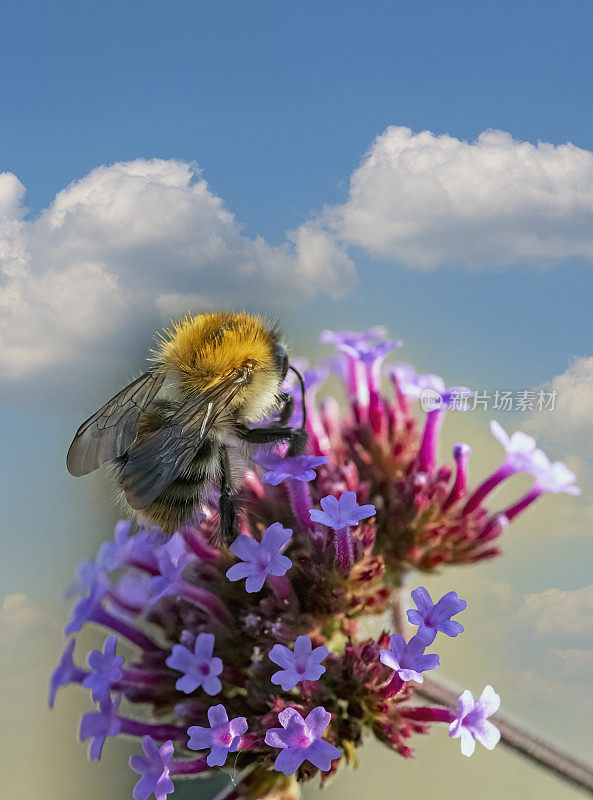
{"left": 153, "top": 311, "right": 282, "bottom": 421}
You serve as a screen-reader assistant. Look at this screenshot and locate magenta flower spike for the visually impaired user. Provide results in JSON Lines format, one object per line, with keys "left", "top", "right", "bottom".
{"left": 50, "top": 322, "right": 580, "bottom": 798}
{"left": 264, "top": 707, "right": 340, "bottom": 776}
{"left": 449, "top": 686, "right": 501, "bottom": 756}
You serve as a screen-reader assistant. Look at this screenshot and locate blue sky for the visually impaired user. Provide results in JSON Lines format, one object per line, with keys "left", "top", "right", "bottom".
{"left": 2, "top": 3, "right": 593, "bottom": 799}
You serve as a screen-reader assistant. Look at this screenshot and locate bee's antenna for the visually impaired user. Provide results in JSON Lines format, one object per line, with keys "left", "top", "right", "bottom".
{"left": 288, "top": 364, "right": 307, "bottom": 429}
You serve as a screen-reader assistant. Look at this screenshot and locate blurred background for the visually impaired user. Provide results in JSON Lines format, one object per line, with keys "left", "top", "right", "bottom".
{"left": 2, "top": 1, "right": 593, "bottom": 798}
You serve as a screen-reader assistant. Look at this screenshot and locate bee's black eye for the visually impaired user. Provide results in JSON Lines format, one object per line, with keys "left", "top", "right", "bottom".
{"left": 274, "top": 345, "right": 289, "bottom": 381}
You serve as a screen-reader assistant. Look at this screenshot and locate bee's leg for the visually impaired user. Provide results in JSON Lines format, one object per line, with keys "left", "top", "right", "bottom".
{"left": 235, "top": 423, "right": 308, "bottom": 457}
{"left": 219, "top": 445, "right": 238, "bottom": 547}
{"left": 278, "top": 392, "right": 295, "bottom": 426}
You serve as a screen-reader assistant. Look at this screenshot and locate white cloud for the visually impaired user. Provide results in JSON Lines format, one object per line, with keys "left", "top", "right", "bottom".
{"left": 304, "top": 126, "right": 593, "bottom": 270}
{"left": 494, "top": 585, "right": 593, "bottom": 641}
{"left": 525, "top": 357, "right": 593, "bottom": 455}
{"left": 0, "top": 159, "right": 355, "bottom": 388}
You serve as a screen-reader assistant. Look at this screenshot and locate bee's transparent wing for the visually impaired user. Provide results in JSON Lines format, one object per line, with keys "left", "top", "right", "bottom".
{"left": 121, "top": 371, "right": 245, "bottom": 510}
{"left": 66, "top": 370, "right": 166, "bottom": 477}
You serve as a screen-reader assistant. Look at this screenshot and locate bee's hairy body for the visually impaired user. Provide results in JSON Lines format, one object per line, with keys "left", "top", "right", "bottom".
{"left": 67, "top": 310, "right": 307, "bottom": 545}
{"left": 113, "top": 395, "right": 248, "bottom": 532}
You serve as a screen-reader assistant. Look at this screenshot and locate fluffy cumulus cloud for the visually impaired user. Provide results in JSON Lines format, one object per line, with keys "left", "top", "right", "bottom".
{"left": 0, "top": 159, "right": 354, "bottom": 388}
{"left": 525, "top": 357, "right": 593, "bottom": 455}
{"left": 490, "top": 585, "right": 593, "bottom": 642}
{"left": 5, "top": 129, "right": 593, "bottom": 391}
{"left": 305, "top": 126, "right": 593, "bottom": 270}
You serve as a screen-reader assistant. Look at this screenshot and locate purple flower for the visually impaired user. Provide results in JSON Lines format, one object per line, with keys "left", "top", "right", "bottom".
{"left": 97, "top": 522, "right": 165, "bottom": 572}
{"left": 48, "top": 639, "right": 86, "bottom": 708}
{"left": 129, "top": 736, "right": 175, "bottom": 800}
{"left": 226, "top": 523, "right": 292, "bottom": 593}
{"left": 83, "top": 636, "right": 124, "bottom": 702}
{"left": 115, "top": 572, "right": 152, "bottom": 610}
{"left": 264, "top": 706, "right": 340, "bottom": 776}
{"left": 309, "top": 491, "right": 375, "bottom": 530}
{"left": 406, "top": 587, "right": 467, "bottom": 645}
{"left": 319, "top": 327, "right": 388, "bottom": 349}
{"left": 165, "top": 632, "right": 223, "bottom": 695}
{"left": 253, "top": 451, "right": 329, "bottom": 485}
{"left": 379, "top": 634, "right": 440, "bottom": 684}
{"left": 532, "top": 457, "right": 581, "bottom": 496}
{"left": 269, "top": 636, "right": 329, "bottom": 691}
{"left": 187, "top": 704, "right": 248, "bottom": 767}
{"left": 64, "top": 560, "right": 106, "bottom": 601}
{"left": 449, "top": 685, "right": 501, "bottom": 756}
{"left": 65, "top": 580, "right": 107, "bottom": 635}
{"left": 335, "top": 339, "right": 402, "bottom": 365}
{"left": 150, "top": 534, "right": 193, "bottom": 602}
{"left": 490, "top": 421, "right": 547, "bottom": 475}
{"left": 391, "top": 366, "right": 472, "bottom": 410}
{"left": 80, "top": 694, "right": 123, "bottom": 760}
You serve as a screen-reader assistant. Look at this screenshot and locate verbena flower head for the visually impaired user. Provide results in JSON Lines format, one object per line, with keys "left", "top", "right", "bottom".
{"left": 83, "top": 636, "right": 124, "bottom": 702}
{"left": 264, "top": 707, "right": 340, "bottom": 776}
{"left": 269, "top": 636, "right": 329, "bottom": 691}
{"left": 379, "top": 634, "right": 440, "bottom": 684}
{"left": 51, "top": 324, "right": 574, "bottom": 798}
{"left": 187, "top": 704, "right": 248, "bottom": 766}
{"left": 165, "top": 632, "right": 223, "bottom": 695}
{"left": 449, "top": 686, "right": 501, "bottom": 757}
{"left": 407, "top": 587, "right": 467, "bottom": 645}
{"left": 226, "top": 523, "right": 292, "bottom": 592}
{"left": 130, "top": 736, "right": 175, "bottom": 800}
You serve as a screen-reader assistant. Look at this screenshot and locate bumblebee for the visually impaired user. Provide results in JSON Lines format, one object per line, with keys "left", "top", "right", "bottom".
{"left": 67, "top": 311, "right": 307, "bottom": 545}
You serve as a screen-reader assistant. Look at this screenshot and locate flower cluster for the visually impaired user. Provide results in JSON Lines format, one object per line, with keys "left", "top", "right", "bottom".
{"left": 50, "top": 326, "right": 577, "bottom": 800}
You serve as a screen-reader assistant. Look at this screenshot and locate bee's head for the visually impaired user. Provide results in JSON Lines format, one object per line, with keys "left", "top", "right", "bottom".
{"left": 156, "top": 311, "right": 287, "bottom": 422}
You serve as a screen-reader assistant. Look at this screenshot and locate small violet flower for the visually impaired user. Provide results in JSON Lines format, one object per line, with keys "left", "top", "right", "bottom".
{"left": 407, "top": 587, "right": 467, "bottom": 645}
{"left": 264, "top": 706, "right": 340, "bottom": 776}
{"left": 449, "top": 685, "right": 501, "bottom": 757}
{"left": 187, "top": 704, "right": 248, "bottom": 767}
{"left": 318, "top": 326, "right": 388, "bottom": 349}
{"left": 269, "top": 635, "right": 329, "bottom": 691}
{"left": 490, "top": 421, "right": 547, "bottom": 475}
{"left": 532, "top": 457, "right": 581, "bottom": 496}
{"left": 253, "top": 451, "right": 329, "bottom": 485}
{"left": 393, "top": 367, "right": 472, "bottom": 409}
{"left": 379, "top": 634, "right": 440, "bottom": 684}
{"left": 83, "top": 635, "right": 124, "bottom": 702}
{"left": 150, "top": 533, "right": 192, "bottom": 602}
{"left": 309, "top": 491, "right": 375, "bottom": 530}
{"left": 165, "top": 632, "right": 223, "bottom": 695}
{"left": 48, "top": 639, "right": 86, "bottom": 708}
{"left": 129, "top": 736, "right": 175, "bottom": 800}
{"left": 226, "top": 523, "right": 292, "bottom": 593}
{"left": 64, "top": 559, "right": 106, "bottom": 601}
{"left": 80, "top": 694, "right": 122, "bottom": 760}
{"left": 65, "top": 580, "right": 107, "bottom": 635}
